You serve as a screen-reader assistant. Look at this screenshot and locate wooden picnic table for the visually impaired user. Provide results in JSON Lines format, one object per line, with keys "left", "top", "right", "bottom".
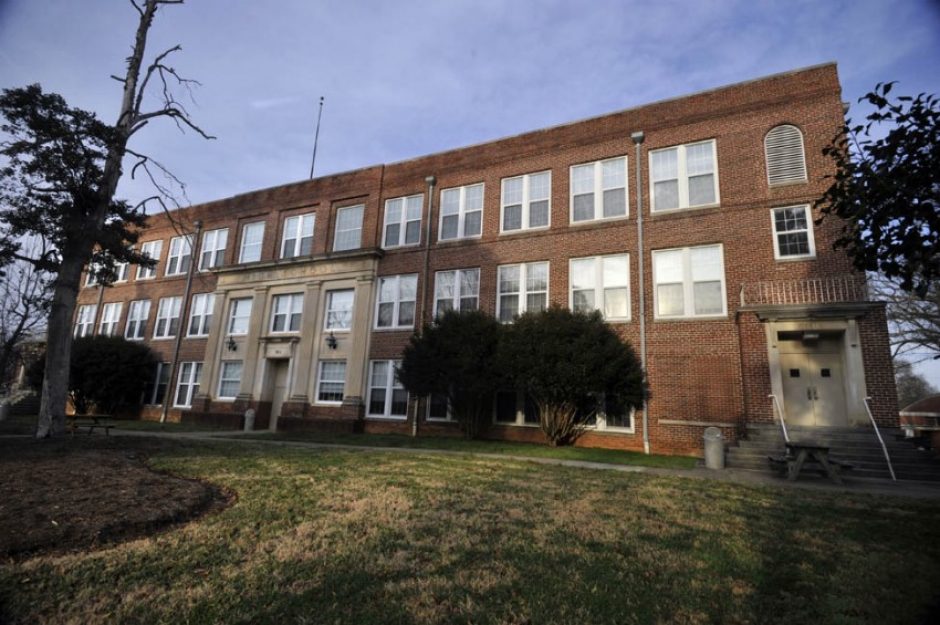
{"left": 67, "top": 414, "right": 116, "bottom": 436}
{"left": 787, "top": 441, "right": 857, "bottom": 484}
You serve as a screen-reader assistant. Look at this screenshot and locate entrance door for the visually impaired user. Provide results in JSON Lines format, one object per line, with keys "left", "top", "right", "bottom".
{"left": 780, "top": 351, "right": 848, "bottom": 427}
{"left": 269, "top": 360, "right": 290, "bottom": 431}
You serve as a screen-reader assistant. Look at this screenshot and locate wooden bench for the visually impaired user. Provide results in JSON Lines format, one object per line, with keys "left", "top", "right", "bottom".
{"left": 67, "top": 415, "right": 116, "bottom": 436}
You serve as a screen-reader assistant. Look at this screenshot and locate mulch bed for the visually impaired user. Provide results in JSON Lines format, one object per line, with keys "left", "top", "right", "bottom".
{"left": 0, "top": 436, "right": 230, "bottom": 559}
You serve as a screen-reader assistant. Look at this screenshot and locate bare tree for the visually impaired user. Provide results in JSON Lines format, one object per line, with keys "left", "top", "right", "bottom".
{"left": 870, "top": 274, "right": 940, "bottom": 365}
{"left": 0, "top": 245, "right": 49, "bottom": 391}
{"left": 0, "top": 0, "right": 213, "bottom": 438}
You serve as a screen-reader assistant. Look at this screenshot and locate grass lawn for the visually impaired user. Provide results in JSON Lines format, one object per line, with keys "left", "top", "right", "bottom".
{"left": 2, "top": 438, "right": 940, "bottom": 624}
{"left": 236, "top": 430, "right": 698, "bottom": 469}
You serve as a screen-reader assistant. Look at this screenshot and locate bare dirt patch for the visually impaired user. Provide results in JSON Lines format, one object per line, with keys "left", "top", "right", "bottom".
{"left": 0, "top": 436, "right": 229, "bottom": 558}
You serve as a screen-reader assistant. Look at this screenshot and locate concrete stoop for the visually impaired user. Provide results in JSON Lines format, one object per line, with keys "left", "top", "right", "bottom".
{"left": 726, "top": 424, "right": 940, "bottom": 481}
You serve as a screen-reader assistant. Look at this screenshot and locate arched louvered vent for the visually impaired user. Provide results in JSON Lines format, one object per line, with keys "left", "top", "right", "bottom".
{"left": 765, "top": 124, "right": 807, "bottom": 186}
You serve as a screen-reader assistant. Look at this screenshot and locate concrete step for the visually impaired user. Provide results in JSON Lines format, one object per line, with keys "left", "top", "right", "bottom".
{"left": 731, "top": 443, "right": 932, "bottom": 462}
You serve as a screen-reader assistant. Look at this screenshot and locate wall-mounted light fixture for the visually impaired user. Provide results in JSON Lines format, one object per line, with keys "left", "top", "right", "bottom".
{"left": 226, "top": 336, "right": 238, "bottom": 352}
{"left": 325, "top": 331, "right": 338, "bottom": 350}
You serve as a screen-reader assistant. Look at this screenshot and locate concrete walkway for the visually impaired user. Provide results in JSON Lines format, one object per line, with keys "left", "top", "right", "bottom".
{"left": 100, "top": 428, "right": 940, "bottom": 501}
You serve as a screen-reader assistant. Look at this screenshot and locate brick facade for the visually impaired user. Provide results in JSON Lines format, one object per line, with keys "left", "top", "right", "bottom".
{"left": 75, "top": 63, "right": 899, "bottom": 456}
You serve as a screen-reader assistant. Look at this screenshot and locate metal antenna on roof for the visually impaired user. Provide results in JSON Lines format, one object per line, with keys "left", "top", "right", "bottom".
{"left": 309, "top": 96, "right": 325, "bottom": 179}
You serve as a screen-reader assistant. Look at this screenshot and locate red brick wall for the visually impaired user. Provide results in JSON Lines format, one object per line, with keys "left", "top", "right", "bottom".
{"left": 73, "top": 64, "right": 899, "bottom": 455}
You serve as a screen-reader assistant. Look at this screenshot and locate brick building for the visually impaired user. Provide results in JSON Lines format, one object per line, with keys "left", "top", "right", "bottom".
{"left": 74, "top": 63, "right": 899, "bottom": 456}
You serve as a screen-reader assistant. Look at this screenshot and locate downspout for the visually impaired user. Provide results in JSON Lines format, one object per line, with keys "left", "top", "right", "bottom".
{"left": 412, "top": 175, "right": 436, "bottom": 437}
{"left": 631, "top": 131, "right": 650, "bottom": 455}
{"left": 160, "top": 219, "right": 203, "bottom": 423}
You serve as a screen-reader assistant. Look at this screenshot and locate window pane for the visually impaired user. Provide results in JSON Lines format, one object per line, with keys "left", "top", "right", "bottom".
{"left": 654, "top": 180, "right": 679, "bottom": 210}
{"left": 404, "top": 221, "right": 421, "bottom": 245}
{"left": 503, "top": 204, "right": 522, "bottom": 231}
{"left": 570, "top": 258, "right": 594, "bottom": 290}
{"left": 651, "top": 149, "right": 678, "bottom": 181}
{"left": 377, "top": 302, "right": 394, "bottom": 327}
{"left": 499, "top": 296, "right": 518, "bottom": 322}
{"left": 405, "top": 196, "right": 423, "bottom": 220}
{"left": 463, "top": 210, "right": 481, "bottom": 237}
{"left": 688, "top": 174, "right": 715, "bottom": 206}
{"left": 686, "top": 142, "right": 714, "bottom": 175}
{"left": 571, "top": 164, "right": 594, "bottom": 195}
{"left": 526, "top": 293, "right": 547, "bottom": 313}
{"left": 495, "top": 391, "right": 517, "bottom": 422}
{"left": 602, "top": 188, "right": 626, "bottom": 217}
{"left": 371, "top": 360, "right": 389, "bottom": 386}
{"left": 441, "top": 215, "right": 459, "bottom": 239}
{"left": 435, "top": 272, "right": 455, "bottom": 301}
{"left": 369, "top": 389, "right": 386, "bottom": 415}
{"left": 529, "top": 200, "right": 549, "bottom": 227}
{"left": 398, "top": 302, "right": 415, "bottom": 326}
{"left": 778, "top": 232, "right": 810, "bottom": 256}
{"left": 693, "top": 281, "right": 723, "bottom": 315}
{"left": 379, "top": 278, "right": 396, "bottom": 303}
{"left": 441, "top": 189, "right": 460, "bottom": 215}
{"left": 499, "top": 266, "right": 520, "bottom": 294}
{"left": 573, "top": 194, "right": 594, "bottom": 221}
{"left": 503, "top": 177, "right": 523, "bottom": 205}
{"left": 385, "top": 199, "right": 402, "bottom": 226}
{"left": 523, "top": 394, "right": 539, "bottom": 423}
{"left": 657, "top": 283, "right": 684, "bottom": 316}
{"left": 529, "top": 172, "right": 550, "bottom": 200}
{"left": 399, "top": 275, "right": 417, "bottom": 301}
{"left": 604, "top": 287, "right": 628, "bottom": 318}
{"left": 602, "top": 255, "right": 629, "bottom": 287}
{"left": 775, "top": 206, "right": 807, "bottom": 232}
{"left": 654, "top": 250, "right": 684, "bottom": 283}
{"left": 390, "top": 389, "right": 408, "bottom": 416}
{"left": 690, "top": 246, "right": 722, "bottom": 281}
{"left": 601, "top": 158, "right": 625, "bottom": 189}
{"left": 573, "top": 290, "right": 594, "bottom": 312}
{"left": 384, "top": 223, "right": 401, "bottom": 247}
{"left": 464, "top": 184, "right": 483, "bottom": 211}
{"left": 429, "top": 394, "right": 449, "bottom": 420}
{"left": 460, "top": 269, "right": 479, "bottom": 299}
{"left": 526, "top": 263, "right": 548, "bottom": 291}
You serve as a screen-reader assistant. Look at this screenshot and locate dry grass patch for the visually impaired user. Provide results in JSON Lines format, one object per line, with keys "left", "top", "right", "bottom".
{"left": 1, "top": 439, "right": 939, "bottom": 624}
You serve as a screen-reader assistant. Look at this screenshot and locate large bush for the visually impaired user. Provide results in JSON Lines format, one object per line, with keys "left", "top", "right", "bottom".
{"left": 398, "top": 309, "right": 502, "bottom": 439}
{"left": 27, "top": 335, "right": 157, "bottom": 415}
{"left": 498, "top": 306, "right": 647, "bottom": 446}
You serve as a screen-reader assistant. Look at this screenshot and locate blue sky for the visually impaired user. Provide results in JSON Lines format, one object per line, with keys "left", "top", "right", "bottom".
{"left": 1, "top": 0, "right": 939, "bottom": 382}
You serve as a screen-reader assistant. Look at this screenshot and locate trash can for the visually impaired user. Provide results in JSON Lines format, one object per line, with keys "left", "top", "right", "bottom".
{"left": 243, "top": 408, "right": 255, "bottom": 432}
{"left": 0, "top": 401, "right": 9, "bottom": 422}
{"left": 703, "top": 426, "right": 725, "bottom": 470}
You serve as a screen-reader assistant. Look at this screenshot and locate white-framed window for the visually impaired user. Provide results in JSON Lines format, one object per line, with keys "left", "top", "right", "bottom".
{"left": 227, "top": 298, "right": 252, "bottom": 335}
{"left": 771, "top": 205, "right": 815, "bottom": 260}
{"left": 569, "top": 255, "right": 630, "bottom": 320}
{"left": 238, "top": 221, "right": 265, "bottom": 263}
{"left": 154, "top": 296, "right": 182, "bottom": 338}
{"left": 367, "top": 360, "right": 408, "bottom": 419}
{"left": 317, "top": 360, "right": 346, "bottom": 404}
{"left": 200, "top": 228, "right": 228, "bottom": 270}
{"left": 136, "top": 240, "right": 162, "bottom": 280}
{"left": 325, "top": 289, "right": 354, "bottom": 331}
{"left": 501, "top": 171, "right": 550, "bottom": 232}
{"left": 570, "top": 156, "right": 628, "bottom": 222}
{"left": 217, "top": 361, "right": 243, "bottom": 399}
{"left": 114, "top": 260, "right": 129, "bottom": 282}
{"left": 375, "top": 274, "right": 417, "bottom": 329}
{"left": 125, "top": 300, "right": 150, "bottom": 340}
{"left": 383, "top": 195, "right": 422, "bottom": 248}
{"left": 439, "top": 183, "right": 483, "bottom": 241}
{"left": 98, "top": 302, "right": 123, "bottom": 336}
{"left": 434, "top": 268, "right": 480, "bottom": 317}
{"left": 74, "top": 305, "right": 97, "bottom": 337}
{"left": 84, "top": 264, "right": 99, "bottom": 287}
{"left": 497, "top": 262, "right": 549, "bottom": 322}
{"left": 281, "top": 213, "right": 315, "bottom": 258}
{"left": 577, "top": 394, "right": 635, "bottom": 432}
{"left": 652, "top": 244, "right": 726, "bottom": 319}
{"left": 165, "top": 235, "right": 193, "bottom": 276}
{"left": 174, "top": 362, "right": 203, "bottom": 408}
{"left": 650, "top": 140, "right": 719, "bottom": 212}
{"left": 765, "top": 124, "right": 807, "bottom": 186}
{"left": 426, "top": 393, "right": 453, "bottom": 422}
{"left": 144, "top": 362, "right": 171, "bottom": 405}
{"left": 187, "top": 293, "right": 216, "bottom": 337}
{"left": 494, "top": 391, "right": 540, "bottom": 426}
{"left": 270, "top": 293, "right": 303, "bottom": 333}
{"left": 333, "top": 205, "right": 364, "bottom": 252}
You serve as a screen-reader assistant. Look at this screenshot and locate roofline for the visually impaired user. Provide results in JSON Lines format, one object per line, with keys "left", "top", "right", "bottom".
{"left": 159, "top": 61, "right": 839, "bottom": 217}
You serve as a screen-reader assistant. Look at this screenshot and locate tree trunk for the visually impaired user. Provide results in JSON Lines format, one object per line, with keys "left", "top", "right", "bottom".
{"left": 35, "top": 258, "right": 83, "bottom": 438}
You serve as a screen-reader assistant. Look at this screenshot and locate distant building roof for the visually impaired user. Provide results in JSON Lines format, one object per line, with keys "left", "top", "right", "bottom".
{"left": 900, "top": 394, "right": 940, "bottom": 416}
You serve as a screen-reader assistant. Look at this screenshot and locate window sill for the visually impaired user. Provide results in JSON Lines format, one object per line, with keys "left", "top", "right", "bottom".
{"left": 649, "top": 203, "right": 721, "bottom": 218}
{"left": 372, "top": 326, "right": 415, "bottom": 333}
{"left": 151, "top": 336, "right": 176, "bottom": 341}
{"left": 498, "top": 225, "right": 551, "bottom": 237}
{"left": 314, "top": 400, "right": 343, "bottom": 407}
{"left": 652, "top": 314, "right": 728, "bottom": 323}
{"left": 365, "top": 415, "right": 408, "bottom": 421}
{"left": 774, "top": 254, "right": 816, "bottom": 263}
{"left": 569, "top": 214, "right": 630, "bottom": 227}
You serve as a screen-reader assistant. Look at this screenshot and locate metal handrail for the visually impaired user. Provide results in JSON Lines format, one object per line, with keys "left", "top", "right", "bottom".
{"left": 864, "top": 396, "right": 897, "bottom": 481}
{"left": 768, "top": 394, "right": 790, "bottom": 444}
